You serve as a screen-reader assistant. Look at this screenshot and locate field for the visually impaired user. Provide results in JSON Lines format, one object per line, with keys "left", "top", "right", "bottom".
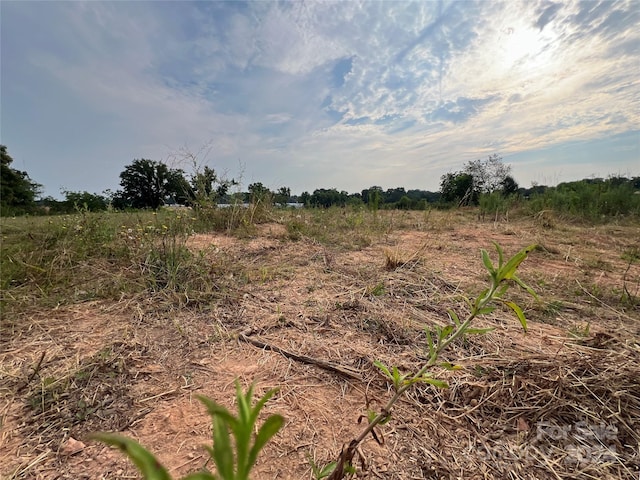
{"left": 1, "top": 207, "right": 639, "bottom": 479}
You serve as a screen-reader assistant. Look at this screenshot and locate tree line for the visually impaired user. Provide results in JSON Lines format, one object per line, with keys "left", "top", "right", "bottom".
{"left": 1, "top": 144, "right": 638, "bottom": 217}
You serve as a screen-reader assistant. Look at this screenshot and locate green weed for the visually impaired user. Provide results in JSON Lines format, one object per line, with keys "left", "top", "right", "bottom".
{"left": 326, "top": 242, "right": 537, "bottom": 479}
{"left": 93, "top": 381, "right": 283, "bottom": 480}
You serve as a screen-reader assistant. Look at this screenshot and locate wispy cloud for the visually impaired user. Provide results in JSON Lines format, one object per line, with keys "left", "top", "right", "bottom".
{"left": 2, "top": 0, "right": 638, "bottom": 197}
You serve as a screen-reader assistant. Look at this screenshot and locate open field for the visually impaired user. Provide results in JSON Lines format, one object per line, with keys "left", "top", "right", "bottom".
{"left": 1, "top": 207, "right": 639, "bottom": 479}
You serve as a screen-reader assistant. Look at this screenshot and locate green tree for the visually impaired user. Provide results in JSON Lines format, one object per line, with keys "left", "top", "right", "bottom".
{"left": 501, "top": 175, "right": 519, "bottom": 197}
{"left": 440, "top": 172, "right": 477, "bottom": 205}
{"left": 299, "top": 191, "right": 311, "bottom": 206}
{"left": 274, "top": 186, "right": 291, "bottom": 205}
{"left": 310, "top": 188, "right": 348, "bottom": 208}
{"left": 1, "top": 145, "right": 42, "bottom": 214}
{"left": 62, "top": 190, "right": 108, "bottom": 212}
{"left": 362, "top": 186, "right": 383, "bottom": 210}
{"left": 396, "top": 195, "right": 413, "bottom": 210}
{"left": 190, "top": 166, "right": 236, "bottom": 206}
{"left": 248, "top": 182, "right": 272, "bottom": 204}
{"left": 384, "top": 187, "right": 407, "bottom": 204}
{"left": 117, "top": 159, "right": 190, "bottom": 209}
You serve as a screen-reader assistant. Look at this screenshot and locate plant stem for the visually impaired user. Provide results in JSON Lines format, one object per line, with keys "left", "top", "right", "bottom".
{"left": 328, "top": 281, "right": 499, "bottom": 480}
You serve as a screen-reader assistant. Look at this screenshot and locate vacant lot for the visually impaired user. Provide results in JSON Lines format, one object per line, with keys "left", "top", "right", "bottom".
{"left": 1, "top": 208, "right": 639, "bottom": 479}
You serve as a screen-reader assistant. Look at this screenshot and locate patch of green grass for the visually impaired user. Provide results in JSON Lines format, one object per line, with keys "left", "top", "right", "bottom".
{"left": 0, "top": 209, "right": 226, "bottom": 316}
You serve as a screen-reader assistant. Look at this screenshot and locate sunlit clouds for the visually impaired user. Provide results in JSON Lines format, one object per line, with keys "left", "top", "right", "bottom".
{"left": 2, "top": 0, "right": 638, "bottom": 197}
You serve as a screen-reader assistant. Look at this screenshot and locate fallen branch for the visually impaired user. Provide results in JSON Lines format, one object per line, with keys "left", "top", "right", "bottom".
{"left": 238, "top": 332, "right": 363, "bottom": 381}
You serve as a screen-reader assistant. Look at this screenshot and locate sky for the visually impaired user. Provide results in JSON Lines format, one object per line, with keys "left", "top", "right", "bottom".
{"left": 1, "top": 0, "right": 639, "bottom": 199}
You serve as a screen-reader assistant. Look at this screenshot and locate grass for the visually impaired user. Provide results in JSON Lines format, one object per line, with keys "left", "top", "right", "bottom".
{"left": 1, "top": 208, "right": 247, "bottom": 316}
{"left": 2, "top": 205, "right": 639, "bottom": 479}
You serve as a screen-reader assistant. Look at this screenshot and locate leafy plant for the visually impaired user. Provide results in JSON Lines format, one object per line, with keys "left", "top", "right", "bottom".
{"left": 307, "top": 453, "right": 337, "bottom": 480}
{"left": 92, "top": 381, "right": 283, "bottom": 480}
{"left": 326, "top": 243, "right": 538, "bottom": 479}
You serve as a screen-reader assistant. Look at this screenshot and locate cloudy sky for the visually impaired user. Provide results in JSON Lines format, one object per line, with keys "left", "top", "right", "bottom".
{"left": 2, "top": 0, "right": 638, "bottom": 198}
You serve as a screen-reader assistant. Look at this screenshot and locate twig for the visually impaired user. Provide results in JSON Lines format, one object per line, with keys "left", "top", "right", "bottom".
{"left": 16, "top": 351, "right": 46, "bottom": 393}
{"left": 238, "top": 332, "right": 363, "bottom": 381}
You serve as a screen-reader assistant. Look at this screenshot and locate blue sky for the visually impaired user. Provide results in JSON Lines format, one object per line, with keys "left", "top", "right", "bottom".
{"left": 2, "top": 0, "right": 638, "bottom": 198}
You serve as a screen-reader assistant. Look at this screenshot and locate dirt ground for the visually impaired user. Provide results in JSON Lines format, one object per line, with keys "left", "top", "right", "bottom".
{"left": 2, "top": 214, "right": 639, "bottom": 479}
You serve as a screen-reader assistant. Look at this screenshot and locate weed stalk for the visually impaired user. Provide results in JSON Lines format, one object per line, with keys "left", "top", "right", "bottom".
{"left": 326, "top": 243, "right": 538, "bottom": 480}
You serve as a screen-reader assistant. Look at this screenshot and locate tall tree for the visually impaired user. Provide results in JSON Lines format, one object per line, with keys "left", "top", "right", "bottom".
{"left": 1, "top": 145, "right": 42, "bottom": 213}
{"left": 117, "top": 159, "right": 189, "bottom": 209}
{"left": 190, "top": 166, "right": 236, "bottom": 206}
{"left": 274, "top": 187, "right": 291, "bottom": 205}
{"left": 464, "top": 154, "right": 511, "bottom": 194}
{"left": 440, "top": 172, "right": 477, "bottom": 205}
{"left": 501, "top": 175, "right": 519, "bottom": 196}
{"left": 248, "top": 182, "right": 272, "bottom": 203}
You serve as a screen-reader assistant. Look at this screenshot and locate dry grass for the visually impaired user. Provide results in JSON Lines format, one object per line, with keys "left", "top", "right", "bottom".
{"left": 1, "top": 208, "right": 639, "bottom": 479}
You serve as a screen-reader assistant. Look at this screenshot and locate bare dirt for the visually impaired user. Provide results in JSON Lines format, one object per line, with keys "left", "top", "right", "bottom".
{"left": 2, "top": 214, "right": 639, "bottom": 479}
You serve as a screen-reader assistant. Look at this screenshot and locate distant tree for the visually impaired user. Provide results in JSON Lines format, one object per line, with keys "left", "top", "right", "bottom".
{"left": 396, "top": 195, "right": 413, "bottom": 210}
{"left": 464, "top": 154, "right": 511, "bottom": 195}
{"left": 62, "top": 190, "right": 108, "bottom": 211}
{"left": 248, "top": 182, "right": 272, "bottom": 203}
{"left": 274, "top": 187, "right": 291, "bottom": 205}
{"left": 310, "top": 188, "right": 348, "bottom": 207}
{"left": 501, "top": 175, "right": 519, "bottom": 196}
{"left": 190, "top": 166, "right": 236, "bottom": 206}
{"left": 362, "top": 186, "right": 383, "bottom": 210}
{"left": 407, "top": 189, "right": 440, "bottom": 203}
{"left": 384, "top": 187, "right": 406, "bottom": 204}
{"left": 440, "top": 172, "right": 477, "bottom": 205}
{"left": 117, "top": 159, "right": 189, "bottom": 209}
{"left": 164, "top": 169, "right": 192, "bottom": 205}
{"left": 1, "top": 145, "right": 42, "bottom": 214}
{"left": 346, "top": 192, "right": 364, "bottom": 207}
{"left": 299, "top": 191, "right": 311, "bottom": 206}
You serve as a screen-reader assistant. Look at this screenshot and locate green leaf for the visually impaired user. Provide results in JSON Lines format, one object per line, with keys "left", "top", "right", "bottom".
{"left": 424, "top": 328, "right": 435, "bottom": 357}
{"left": 391, "top": 366, "right": 407, "bottom": 389}
{"left": 476, "top": 306, "right": 496, "bottom": 315}
{"left": 481, "top": 249, "right": 495, "bottom": 274}
{"left": 474, "top": 288, "right": 490, "bottom": 309}
{"left": 494, "top": 284, "right": 509, "bottom": 299}
{"left": 90, "top": 433, "right": 171, "bottom": 480}
{"left": 235, "top": 380, "right": 252, "bottom": 427}
{"left": 248, "top": 385, "right": 279, "bottom": 436}
{"left": 447, "top": 309, "right": 461, "bottom": 327}
{"left": 465, "top": 327, "right": 495, "bottom": 335}
{"left": 512, "top": 274, "right": 539, "bottom": 300}
{"left": 318, "top": 462, "right": 337, "bottom": 479}
{"left": 439, "top": 325, "right": 454, "bottom": 340}
{"left": 373, "top": 360, "right": 392, "bottom": 380}
{"left": 498, "top": 244, "right": 536, "bottom": 280}
{"left": 197, "top": 396, "right": 236, "bottom": 426}
{"left": 420, "top": 377, "right": 449, "bottom": 389}
{"left": 366, "top": 409, "right": 377, "bottom": 423}
{"left": 439, "top": 362, "right": 463, "bottom": 371}
{"left": 503, "top": 300, "right": 528, "bottom": 332}
{"left": 493, "top": 242, "right": 505, "bottom": 269}
{"left": 211, "top": 416, "right": 234, "bottom": 479}
{"left": 248, "top": 414, "right": 284, "bottom": 471}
